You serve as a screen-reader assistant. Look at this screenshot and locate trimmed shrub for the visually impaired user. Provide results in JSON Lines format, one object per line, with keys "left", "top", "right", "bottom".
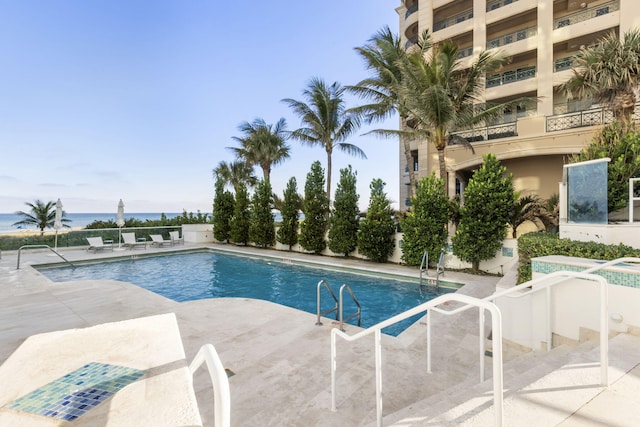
{"left": 328, "top": 166, "right": 359, "bottom": 256}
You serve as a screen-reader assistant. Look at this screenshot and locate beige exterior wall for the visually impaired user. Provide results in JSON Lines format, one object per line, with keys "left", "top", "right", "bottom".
{"left": 397, "top": 0, "right": 639, "bottom": 210}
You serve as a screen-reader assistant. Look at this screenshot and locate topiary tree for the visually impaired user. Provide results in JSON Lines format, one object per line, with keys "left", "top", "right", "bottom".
{"left": 328, "top": 165, "right": 360, "bottom": 256}
{"left": 276, "top": 177, "right": 301, "bottom": 250}
{"left": 230, "top": 182, "right": 250, "bottom": 245}
{"left": 357, "top": 179, "right": 396, "bottom": 262}
{"left": 213, "top": 179, "right": 234, "bottom": 243}
{"left": 400, "top": 174, "right": 449, "bottom": 266}
{"left": 452, "top": 153, "right": 513, "bottom": 273}
{"left": 249, "top": 179, "right": 275, "bottom": 247}
{"left": 299, "top": 161, "right": 329, "bottom": 253}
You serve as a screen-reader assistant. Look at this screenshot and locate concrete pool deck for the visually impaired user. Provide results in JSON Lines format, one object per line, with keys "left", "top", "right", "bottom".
{"left": 1, "top": 243, "right": 639, "bottom": 425}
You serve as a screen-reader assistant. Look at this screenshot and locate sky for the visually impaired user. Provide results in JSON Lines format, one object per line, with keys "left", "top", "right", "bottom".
{"left": 0, "top": 1, "right": 401, "bottom": 214}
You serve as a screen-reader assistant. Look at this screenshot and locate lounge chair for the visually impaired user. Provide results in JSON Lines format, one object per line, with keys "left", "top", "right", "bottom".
{"left": 169, "top": 231, "right": 183, "bottom": 245}
{"left": 86, "top": 236, "right": 113, "bottom": 252}
{"left": 122, "top": 232, "right": 147, "bottom": 249}
{"left": 150, "top": 234, "right": 173, "bottom": 247}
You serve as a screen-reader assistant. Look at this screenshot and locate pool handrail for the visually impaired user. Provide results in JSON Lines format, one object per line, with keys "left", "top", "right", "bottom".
{"left": 316, "top": 279, "right": 339, "bottom": 326}
{"left": 189, "top": 343, "right": 231, "bottom": 427}
{"left": 331, "top": 293, "right": 504, "bottom": 427}
{"left": 17, "top": 244, "right": 75, "bottom": 270}
{"left": 339, "top": 283, "right": 361, "bottom": 330}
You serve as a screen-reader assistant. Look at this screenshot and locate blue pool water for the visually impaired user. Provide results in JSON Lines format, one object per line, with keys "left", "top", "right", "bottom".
{"left": 38, "top": 251, "right": 455, "bottom": 336}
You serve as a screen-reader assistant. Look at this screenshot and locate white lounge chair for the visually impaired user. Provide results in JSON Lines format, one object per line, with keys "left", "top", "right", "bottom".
{"left": 86, "top": 236, "right": 113, "bottom": 252}
{"left": 122, "top": 232, "right": 147, "bottom": 249}
{"left": 150, "top": 234, "right": 173, "bottom": 247}
{"left": 169, "top": 231, "right": 183, "bottom": 245}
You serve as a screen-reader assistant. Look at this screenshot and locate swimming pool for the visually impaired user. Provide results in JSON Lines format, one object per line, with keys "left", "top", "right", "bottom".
{"left": 38, "top": 250, "right": 455, "bottom": 336}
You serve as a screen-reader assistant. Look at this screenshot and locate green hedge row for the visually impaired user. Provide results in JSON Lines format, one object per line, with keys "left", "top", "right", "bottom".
{"left": 0, "top": 227, "right": 180, "bottom": 251}
{"left": 517, "top": 232, "right": 640, "bottom": 283}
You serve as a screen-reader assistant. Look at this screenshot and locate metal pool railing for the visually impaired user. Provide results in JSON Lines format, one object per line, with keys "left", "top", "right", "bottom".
{"left": 17, "top": 244, "right": 75, "bottom": 269}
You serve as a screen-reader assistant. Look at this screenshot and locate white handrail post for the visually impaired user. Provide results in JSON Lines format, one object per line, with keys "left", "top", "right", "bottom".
{"left": 331, "top": 330, "right": 338, "bottom": 411}
{"left": 546, "top": 286, "right": 552, "bottom": 352}
{"left": 600, "top": 275, "right": 609, "bottom": 386}
{"left": 479, "top": 307, "right": 485, "bottom": 383}
{"left": 375, "top": 329, "right": 383, "bottom": 427}
{"left": 630, "top": 178, "right": 634, "bottom": 223}
{"left": 426, "top": 310, "right": 432, "bottom": 373}
{"left": 491, "top": 306, "right": 504, "bottom": 427}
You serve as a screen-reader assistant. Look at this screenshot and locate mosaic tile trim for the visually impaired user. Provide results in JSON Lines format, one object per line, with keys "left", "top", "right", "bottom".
{"left": 6, "top": 362, "right": 146, "bottom": 422}
{"left": 532, "top": 260, "right": 640, "bottom": 288}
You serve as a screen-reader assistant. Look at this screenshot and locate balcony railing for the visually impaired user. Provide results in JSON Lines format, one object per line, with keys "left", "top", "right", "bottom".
{"left": 553, "top": 0, "right": 619, "bottom": 29}
{"left": 457, "top": 46, "right": 474, "bottom": 59}
{"left": 405, "top": 2, "right": 418, "bottom": 19}
{"left": 433, "top": 9, "right": 473, "bottom": 32}
{"left": 405, "top": 35, "right": 418, "bottom": 49}
{"left": 553, "top": 99, "right": 595, "bottom": 115}
{"left": 450, "top": 122, "right": 518, "bottom": 143}
{"left": 486, "top": 65, "right": 536, "bottom": 88}
{"left": 486, "top": 0, "right": 519, "bottom": 12}
{"left": 554, "top": 56, "right": 575, "bottom": 72}
{"left": 548, "top": 103, "right": 640, "bottom": 131}
{"left": 487, "top": 26, "right": 537, "bottom": 49}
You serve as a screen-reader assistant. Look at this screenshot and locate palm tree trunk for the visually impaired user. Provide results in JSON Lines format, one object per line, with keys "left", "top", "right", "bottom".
{"left": 401, "top": 118, "right": 417, "bottom": 204}
{"left": 326, "top": 149, "right": 332, "bottom": 205}
{"left": 437, "top": 148, "right": 447, "bottom": 196}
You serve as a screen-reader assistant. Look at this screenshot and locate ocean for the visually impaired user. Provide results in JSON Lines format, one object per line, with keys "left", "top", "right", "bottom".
{"left": 0, "top": 213, "right": 182, "bottom": 233}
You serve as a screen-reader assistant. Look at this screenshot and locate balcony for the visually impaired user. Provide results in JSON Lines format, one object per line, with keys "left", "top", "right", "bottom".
{"left": 486, "top": 26, "right": 536, "bottom": 49}
{"left": 405, "top": 2, "right": 418, "bottom": 19}
{"left": 554, "top": 56, "right": 575, "bottom": 72}
{"left": 486, "top": 65, "right": 536, "bottom": 88}
{"left": 546, "top": 102, "right": 640, "bottom": 132}
{"left": 433, "top": 8, "right": 473, "bottom": 32}
{"left": 450, "top": 122, "right": 518, "bottom": 143}
{"left": 405, "top": 35, "right": 418, "bottom": 49}
{"left": 553, "top": 0, "right": 619, "bottom": 30}
{"left": 486, "top": 0, "right": 519, "bottom": 12}
{"left": 458, "top": 46, "right": 474, "bottom": 59}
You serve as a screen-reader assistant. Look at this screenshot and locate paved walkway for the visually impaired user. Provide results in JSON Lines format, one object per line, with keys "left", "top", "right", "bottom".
{"left": 1, "top": 243, "right": 638, "bottom": 426}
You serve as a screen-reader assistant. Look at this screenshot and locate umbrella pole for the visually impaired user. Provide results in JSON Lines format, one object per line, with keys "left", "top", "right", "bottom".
{"left": 54, "top": 230, "right": 58, "bottom": 250}
{"left": 118, "top": 226, "right": 122, "bottom": 249}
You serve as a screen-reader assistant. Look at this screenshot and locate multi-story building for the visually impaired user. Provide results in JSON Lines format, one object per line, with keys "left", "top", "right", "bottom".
{"left": 396, "top": 0, "right": 640, "bottom": 210}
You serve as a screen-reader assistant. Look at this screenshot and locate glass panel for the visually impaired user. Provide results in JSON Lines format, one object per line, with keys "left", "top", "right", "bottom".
{"left": 566, "top": 161, "right": 608, "bottom": 223}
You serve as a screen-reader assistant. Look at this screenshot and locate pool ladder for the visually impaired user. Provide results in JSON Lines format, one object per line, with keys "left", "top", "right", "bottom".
{"left": 315, "top": 280, "right": 361, "bottom": 331}
{"left": 420, "top": 250, "right": 445, "bottom": 287}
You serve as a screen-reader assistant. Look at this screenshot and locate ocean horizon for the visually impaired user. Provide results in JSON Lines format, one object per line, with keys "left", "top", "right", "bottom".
{"left": 0, "top": 212, "right": 183, "bottom": 233}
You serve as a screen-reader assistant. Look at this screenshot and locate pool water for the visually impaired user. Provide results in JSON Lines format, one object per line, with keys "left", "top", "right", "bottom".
{"left": 38, "top": 251, "right": 455, "bottom": 336}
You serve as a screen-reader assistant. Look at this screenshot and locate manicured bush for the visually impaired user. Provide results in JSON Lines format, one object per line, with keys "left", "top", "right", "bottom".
{"left": 213, "top": 180, "right": 234, "bottom": 243}
{"left": 400, "top": 174, "right": 449, "bottom": 266}
{"left": 299, "top": 161, "right": 329, "bottom": 254}
{"left": 517, "top": 232, "right": 640, "bottom": 283}
{"left": 452, "top": 153, "right": 513, "bottom": 273}
{"left": 328, "top": 166, "right": 359, "bottom": 256}
{"left": 249, "top": 179, "right": 275, "bottom": 247}
{"left": 230, "top": 183, "right": 250, "bottom": 245}
{"left": 357, "top": 179, "right": 396, "bottom": 262}
{"left": 276, "top": 177, "right": 301, "bottom": 250}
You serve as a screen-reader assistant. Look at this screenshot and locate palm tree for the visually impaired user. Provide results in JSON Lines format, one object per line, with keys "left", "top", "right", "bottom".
{"left": 228, "top": 118, "right": 290, "bottom": 182}
{"left": 349, "top": 26, "right": 430, "bottom": 196}
{"left": 13, "top": 199, "right": 70, "bottom": 235}
{"left": 213, "top": 160, "right": 257, "bottom": 193}
{"left": 508, "top": 193, "right": 541, "bottom": 238}
{"left": 394, "top": 36, "right": 532, "bottom": 187}
{"left": 562, "top": 29, "right": 640, "bottom": 122}
{"left": 282, "top": 77, "right": 365, "bottom": 203}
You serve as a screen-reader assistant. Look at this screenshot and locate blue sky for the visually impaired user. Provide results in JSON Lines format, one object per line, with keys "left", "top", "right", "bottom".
{"left": 0, "top": 1, "right": 400, "bottom": 214}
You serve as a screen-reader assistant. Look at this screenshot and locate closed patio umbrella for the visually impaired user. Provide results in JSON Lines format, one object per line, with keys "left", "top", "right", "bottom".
{"left": 54, "top": 198, "right": 62, "bottom": 250}
{"left": 117, "top": 199, "right": 125, "bottom": 249}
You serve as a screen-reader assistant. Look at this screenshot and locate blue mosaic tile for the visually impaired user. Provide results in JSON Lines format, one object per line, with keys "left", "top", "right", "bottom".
{"left": 532, "top": 259, "right": 640, "bottom": 289}
{"left": 502, "top": 247, "right": 514, "bottom": 257}
{"left": 5, "top": 362, "right": 146, "bottom": 421}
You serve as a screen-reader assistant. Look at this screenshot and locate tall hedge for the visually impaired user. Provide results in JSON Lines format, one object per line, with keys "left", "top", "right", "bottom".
{"left": 452, "top": 153, "right": 513, "bottom": 272}
{"left": 328, "top": 166, "right": 359, "bottom": 256}
{"left": 230, "top": 182, "right": 250, "bottom": 245}
{"left": 213, "top": 179, "right": 234, "bottom": 243}
{"left": 276, "top": 177, "right": 301, "bottom": 250}
{"left": 400, "top": 174, "right": 449, "bottom": 266}
{"left": 249, "top": 179, "right": 275, "bottom": 247}
{"left": 300, "top": 161, "right": 329, "bottom": 254}
{"left": 357, "top": 179, "right": 396, "bottom": 262}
